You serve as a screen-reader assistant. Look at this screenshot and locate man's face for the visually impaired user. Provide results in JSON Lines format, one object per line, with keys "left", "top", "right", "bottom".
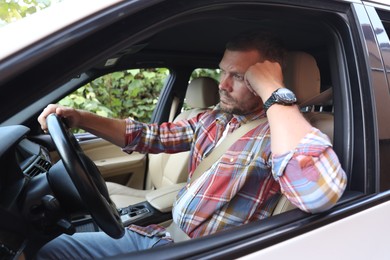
{"left": 218, "top": 49, "right": 263, "bottom": 115}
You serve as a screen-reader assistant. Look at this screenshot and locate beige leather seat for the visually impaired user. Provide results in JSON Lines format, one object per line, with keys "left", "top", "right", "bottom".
{"left": 107, "top": 77, "right": 219, "bottom": 208}
{"left": 272, "top": 51, "right": 334, "bottom": 215}
{"left": 284, "top": 51, "right": 333, "bottom": 141}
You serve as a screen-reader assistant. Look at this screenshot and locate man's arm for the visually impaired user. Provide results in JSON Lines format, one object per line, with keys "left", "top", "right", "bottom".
{"left": 245, "top": 61, "right": 347, "bottom": 213}
{"left": 271, "top": 129, "right": 347, "bottom": 213}
{"left": 38, "top": 104, "right": 127, "bottom": 147}
{"left": 245, "top": 61, "right": 312, "bottom": 154}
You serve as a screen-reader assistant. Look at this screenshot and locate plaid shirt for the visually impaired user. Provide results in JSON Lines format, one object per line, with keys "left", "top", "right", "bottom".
{"left": 124, "top": 105, "right": 347, "bottom": 239}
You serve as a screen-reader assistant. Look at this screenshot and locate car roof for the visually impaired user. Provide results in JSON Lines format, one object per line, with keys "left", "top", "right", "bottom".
{"left": 0, "top": 0, "right": 123, "bottom": 61}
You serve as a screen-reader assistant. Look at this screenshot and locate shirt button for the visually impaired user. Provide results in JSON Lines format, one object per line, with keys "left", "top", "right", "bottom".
{"left": 230, "top": 158, "right": 234, "bottom": 163}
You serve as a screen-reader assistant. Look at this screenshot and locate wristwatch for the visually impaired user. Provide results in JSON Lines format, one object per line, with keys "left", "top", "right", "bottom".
{"left": 263, "top": 88, "right": 297, "bottom": 113}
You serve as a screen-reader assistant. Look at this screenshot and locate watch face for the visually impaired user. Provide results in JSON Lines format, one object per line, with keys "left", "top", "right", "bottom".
{"left": 275, "top": 88, "right": 297, "bottom": 104}
{"left": 264, "top": 88, "right": 297, "bottom": 112}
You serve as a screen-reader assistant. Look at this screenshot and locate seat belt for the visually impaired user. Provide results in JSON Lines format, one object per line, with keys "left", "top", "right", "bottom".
{"left": 165, "top": 221, "right": 191, "bottom": 241}
{"left": 167, "top": 117, "right": 266, "bottom": 242}
{"left": 190, "top": 117, "right": 266, "bottom": 184}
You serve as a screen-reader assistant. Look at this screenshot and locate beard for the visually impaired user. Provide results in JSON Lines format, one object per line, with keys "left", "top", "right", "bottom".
{"left": 220, "top": 102, "right": 246, "bottom": 115}
{"left": 219, "top": 90, "right": 260, "bottom": 115}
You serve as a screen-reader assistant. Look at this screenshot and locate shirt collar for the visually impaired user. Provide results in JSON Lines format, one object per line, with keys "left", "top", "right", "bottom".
{"left": 213, "top": 103, "right": 266, "bottom": 126}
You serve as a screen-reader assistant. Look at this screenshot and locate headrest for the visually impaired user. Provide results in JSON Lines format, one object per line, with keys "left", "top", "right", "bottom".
{"left": 283, "top": 51, "right": 321, "bottom": 104}
{"left": 185, "top": 77, "right": 219, "bottom": 108}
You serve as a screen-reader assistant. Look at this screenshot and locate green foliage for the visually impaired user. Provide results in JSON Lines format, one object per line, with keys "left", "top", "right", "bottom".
{"left": 191, "top": 68, "right": 220, "bottom": 82}
{"left": 0, "top": 0, "right": 62, "bottom": 27}
{"left": 59, "top": 68, "right": 169, "bottom": 124}
{"left": 59, "top": 68, "right": 219, "bottom": 133}
{"left": 59, "top": 67, "right": 219, "bottom": 123}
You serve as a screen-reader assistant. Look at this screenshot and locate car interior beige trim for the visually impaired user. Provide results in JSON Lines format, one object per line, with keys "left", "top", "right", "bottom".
{"left": 82, "top": 139, "right": 146, "bottom": 190}
{"left": 146, "top": 183, "right": 186, "bottom": 213}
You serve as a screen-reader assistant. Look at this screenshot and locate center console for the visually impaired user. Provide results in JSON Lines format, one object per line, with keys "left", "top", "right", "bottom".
{"left": 73, "top": 183, "right": 186, "bottom": 232}
{"left": 118, "top": 183, "right": 186, "bottom": 226}
{"left": 118, "top": 201, "right": 172, "bottom": 227}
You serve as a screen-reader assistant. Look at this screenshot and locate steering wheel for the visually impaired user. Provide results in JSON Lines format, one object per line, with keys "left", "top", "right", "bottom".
{"left": 47, "top": 113, "right": 124, "bottom": 239}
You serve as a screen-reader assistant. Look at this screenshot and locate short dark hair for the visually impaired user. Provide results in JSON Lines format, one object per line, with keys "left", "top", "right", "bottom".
{"left": 226, "top": 30, "right": 286, "bottom": 67}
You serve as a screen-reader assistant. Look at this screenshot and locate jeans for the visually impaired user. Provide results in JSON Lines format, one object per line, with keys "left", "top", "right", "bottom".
{"left": 36, "top": 229, "right": 173, "bottom": 259}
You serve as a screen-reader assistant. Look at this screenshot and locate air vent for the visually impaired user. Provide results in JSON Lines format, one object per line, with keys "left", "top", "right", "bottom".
{"left": 24, "top": 157, "right": 51, "bottom": 178}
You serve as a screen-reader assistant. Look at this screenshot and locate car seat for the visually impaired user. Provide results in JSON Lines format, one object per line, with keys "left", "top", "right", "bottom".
{"left": 272, "top": 51, "right": 334, "bottom": 215}
{"left": 106, "top": 77, "right": 219, "bottom": 208}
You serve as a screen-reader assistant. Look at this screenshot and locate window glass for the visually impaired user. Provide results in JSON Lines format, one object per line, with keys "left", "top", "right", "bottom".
{"left": 59, "top": 68, "right": 169, "bottom": 130}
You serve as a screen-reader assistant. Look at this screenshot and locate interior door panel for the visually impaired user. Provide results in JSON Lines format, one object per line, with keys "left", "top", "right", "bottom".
{"left": 80, "top": 138, "right": 147, "bottom": 189}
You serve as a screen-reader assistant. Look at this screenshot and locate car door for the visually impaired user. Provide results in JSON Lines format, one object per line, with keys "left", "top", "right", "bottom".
{"left": 364, "top": 1, "right": 390, "bottom": 192}
{"left": 80, "top": 137, "right": 146, "bottom": 189}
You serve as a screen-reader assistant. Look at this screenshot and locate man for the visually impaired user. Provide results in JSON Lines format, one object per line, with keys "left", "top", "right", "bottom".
{"left": 37, "top": 31, "right": 347, "bottom": 259}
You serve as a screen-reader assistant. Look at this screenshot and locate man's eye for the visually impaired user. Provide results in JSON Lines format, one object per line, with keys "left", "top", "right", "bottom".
{"left": 234, "top": 74, "right": 244, "bottom": 81}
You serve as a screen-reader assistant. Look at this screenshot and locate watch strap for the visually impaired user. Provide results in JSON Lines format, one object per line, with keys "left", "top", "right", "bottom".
{"left": 263, "top": 93, "right": 276, "bottom": 112}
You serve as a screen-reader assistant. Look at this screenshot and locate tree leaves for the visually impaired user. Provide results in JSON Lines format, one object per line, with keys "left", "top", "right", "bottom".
{"left": 59, "top": 68, "right": 168, "bottom": 124}
{"left": 0, "top": 0, "right": 63, "bottom": 27}
{"left": 59, "top": 67, "right": 219, "bottom": 134}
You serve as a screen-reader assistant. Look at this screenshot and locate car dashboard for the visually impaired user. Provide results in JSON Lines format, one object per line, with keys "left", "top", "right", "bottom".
{"left": 0, "top": 125, "right": 54, "bottom": 258}
{"left": 0, "top": 124, "right": 171, "bottom": 258}
{"left": 0, "top": 125, "right": 53, "bottom": 192}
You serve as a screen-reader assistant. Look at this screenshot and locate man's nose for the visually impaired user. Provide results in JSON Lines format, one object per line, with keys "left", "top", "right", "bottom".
{"left": 219, "top": 75, "right": 232, "bottom": 92}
